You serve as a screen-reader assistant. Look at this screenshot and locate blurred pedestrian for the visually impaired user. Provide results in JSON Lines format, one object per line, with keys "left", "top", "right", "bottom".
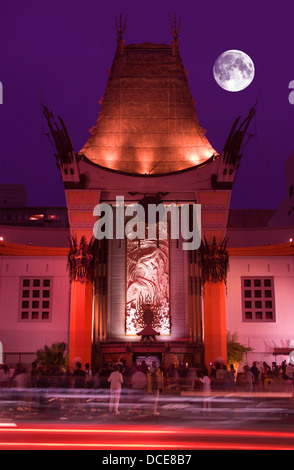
{"left": 93, "top": 367, "right": 100, "bottom": 389}
{"left": 168, "top": 364, "right": 180, "bottom": 391}
{"left": 30, "top": 361, "right": 38, "bottom": 388}
{"left": 285, "top": 361, "right": 294, "bottom": 391}
{"left": 209, "top": 363, "right": 217, "bottom": 389}
{"left": 225, "top": 364, "right": 236, "bottom": 391}
{"left": 11, "top": 364, "right": 29, "bottom": 405}
{"left": 250, "top": 361, "right": 260, "bottom": 390}
{"left": 151, "top": 367, "right": 162, "bottom": 415}
{"left": 12, "top": 364, "right": 29, "bottom": 388}
{"left": 216, "top": 364, "right": 227, "bottom": 390}
{"left": 84, "top": 363, "right": 93, "bottom": 388}
{"left": 272, "top": 362, "right": 280, "bottom": 378}
{"left": 73, "top": 362, "right": 86, "bottom": 388}
{"left": 0, "top": 364, "right": 9, "bottom": 388}
{"left": 243, "top": 365, "right": 254, "bottom": 392}
{"left": 99, "top": 364, "right": 112, "bottom": 389}
{"left": 197, "top": 369, "right": 211, "bottom": 411}
{"left": 121, "top": 360, "right": 131, "bottom": 387}
{"left": 140, "top": 361, "right": 148, "bottom": 374}
{"left": 286, "top": 361, "right": 294, "bottom": 380}
{"left": 108, "top": 364, "right": 123, "bottom": 414}
{"left": 131, "top": 366, "right": 147, "bottom": 393}
{"left": 281, "top": 360, "right": 287, "bottom": 379}
{"left": 199, "top": 369, "right": 211, "bottom": 393}
{"left": 130, "top": 366, "right": 147, "bottom": 409}
{"left": 84, "top": 363, "right": 92, "bottom": 379}
{"left": 261, "top": 362, "right": 272, "bottom": 390}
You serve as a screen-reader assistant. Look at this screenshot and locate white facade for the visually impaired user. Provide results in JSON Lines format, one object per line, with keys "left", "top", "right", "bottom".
{"left": 226, "top": 253, "right": 294, "bottom": 366}
{"left": 0, "top": 253, "right": 70, "bottom": 364}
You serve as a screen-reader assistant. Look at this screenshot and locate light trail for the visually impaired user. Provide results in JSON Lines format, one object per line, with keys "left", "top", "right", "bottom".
{"left": 1, "top": 424, "right": 294, "bottom": 440}
{"left": 0, "top": 441, "right": 293, "bottom": 450}
{"left": 1, "top": 424, "right": 294, "bottom": 450}
{"left": 0, "top": 426, "right": 174, "bottom": 434}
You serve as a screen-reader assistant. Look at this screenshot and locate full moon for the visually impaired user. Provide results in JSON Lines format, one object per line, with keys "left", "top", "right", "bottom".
{"left": 213, "top": 50, "right": 255, "bottom": 92}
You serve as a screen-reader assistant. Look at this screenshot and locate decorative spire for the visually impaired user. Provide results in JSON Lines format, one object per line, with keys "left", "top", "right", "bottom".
{"left": 115, "top": 14, "right": 127, "bottom": 41}
{"left": 115, "top": 14, "right": 127, "bottom": 56}
{"left": 169, "top": 14, "right": 181, "bottom": 56}
{"left": 169, "top": 13, "right": 181, "bottom": 41}
{"left": 41, "top": 97, "right": 75, "bottom": 167}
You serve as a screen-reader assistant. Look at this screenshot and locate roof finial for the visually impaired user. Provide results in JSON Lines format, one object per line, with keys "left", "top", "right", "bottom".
{"left": 169, "top": 13, "right": 181, "bottom": 41}
{"left": 115, "top": 14, "right": 127, "bottom": 41}
{"left": 169, "top": 14, "right": 181, "bottom": 56}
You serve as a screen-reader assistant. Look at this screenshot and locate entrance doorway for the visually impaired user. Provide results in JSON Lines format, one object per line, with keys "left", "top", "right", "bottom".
{"left": 134, "top": 354, "right": 161, "bottom": 372}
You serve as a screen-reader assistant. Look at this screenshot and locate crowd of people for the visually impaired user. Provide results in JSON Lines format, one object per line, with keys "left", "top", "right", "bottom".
{"left": 206, "top": 359, "right": 294, "bottom": 393}
{"left": 243, "top": 360, "right": 294, "bottom": 392}
{"left": 0, "top": 359, "right": 167, "bottom": 415}
{"left": 1, "top": 358, "right": 293, "bottom": 400}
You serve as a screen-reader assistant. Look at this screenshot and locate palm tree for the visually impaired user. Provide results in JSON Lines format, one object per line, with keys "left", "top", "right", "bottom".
{"left": 227, "top": 331, "right": 252, "bottom": 374}
{"left": 35, "top": 342, "right": 68, "bottom": 368}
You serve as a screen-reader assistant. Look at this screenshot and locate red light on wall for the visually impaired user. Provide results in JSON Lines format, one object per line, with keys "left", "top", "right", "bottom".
{"left": 29, "top": 214, "right": 44, "bottom": 221}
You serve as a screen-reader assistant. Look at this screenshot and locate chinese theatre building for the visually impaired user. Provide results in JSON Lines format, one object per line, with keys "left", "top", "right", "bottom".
{"left": 42, "top": 21, "right": 256, "bottom": 370}
{"left": 1, "top": 20, "right": 262, "bottom": 371}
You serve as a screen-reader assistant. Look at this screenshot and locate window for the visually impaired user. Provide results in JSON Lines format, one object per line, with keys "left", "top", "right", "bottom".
{"left": 19, "top": 278, "right": 52, "bottom": 321}
{"left": 241, "top": 277, "right": 275, "bottom": 322}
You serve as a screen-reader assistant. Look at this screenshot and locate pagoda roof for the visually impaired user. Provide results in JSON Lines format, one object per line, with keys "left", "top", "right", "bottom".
{"left": 79, "top": 41, "right": 217, "bottom": 174}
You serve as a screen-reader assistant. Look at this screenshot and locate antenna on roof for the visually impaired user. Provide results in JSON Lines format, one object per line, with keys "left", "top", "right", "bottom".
{"left": 115, "top": 14, "right": 127, "bottom": 41}
{"left": 169, "top": 13, "right": 181, "bottom": 41}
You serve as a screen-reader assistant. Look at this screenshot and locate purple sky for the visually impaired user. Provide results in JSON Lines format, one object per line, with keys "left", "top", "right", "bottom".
{"left": 1, "top": 0, "right": 294, "bottom": 209}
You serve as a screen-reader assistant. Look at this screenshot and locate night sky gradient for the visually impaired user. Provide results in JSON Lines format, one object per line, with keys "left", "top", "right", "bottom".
{"left": 1, "top": 0, "right": 294, "bottom": 209}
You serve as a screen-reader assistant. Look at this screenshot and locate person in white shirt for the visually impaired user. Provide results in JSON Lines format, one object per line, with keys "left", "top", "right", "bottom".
{"left": 197, "top": 370, "right": 211, "bottom": 411}
{"left": 108, "top": 365, "right": 123, "bottom": 414}
{"left": 199, "top": 374, "right": 211, "bottom": 394}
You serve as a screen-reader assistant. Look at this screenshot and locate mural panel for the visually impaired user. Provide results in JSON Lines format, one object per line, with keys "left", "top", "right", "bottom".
{"left": 125, "top": 226, "right": 170, "bottom": 335}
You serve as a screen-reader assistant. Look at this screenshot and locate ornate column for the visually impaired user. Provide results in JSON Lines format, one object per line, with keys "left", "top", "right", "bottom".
{"left": 187, "top": 249, "right": 202, "bottom": 343}
{"left": 199, "top": 237, "right": 229, "bottom": 367}
{"left": 67, "top": 237, "right": 97, "bottom": 367}
{"left": 92, "top": 238, "right": 108, "bottom": 344}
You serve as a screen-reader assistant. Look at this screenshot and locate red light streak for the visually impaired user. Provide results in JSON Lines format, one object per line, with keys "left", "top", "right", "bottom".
{"left": 1, "top": 424, "right": 294, "bottom": 450}
{"left": 1, "top": 425, "right": 294, "bottom": 439}
{"left": 0, "top": 441, "right": 293, "bottom": 451}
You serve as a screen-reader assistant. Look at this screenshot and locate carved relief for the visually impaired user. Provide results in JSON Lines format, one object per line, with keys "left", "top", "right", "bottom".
{"left": 198, "top": 236, "right": 229, "bottom": 285}
{"left": 68, "top": 236, "right": 96, "bottom": 284}
{"left": 125, "top": 226, "right": 170, "bottom": 335}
